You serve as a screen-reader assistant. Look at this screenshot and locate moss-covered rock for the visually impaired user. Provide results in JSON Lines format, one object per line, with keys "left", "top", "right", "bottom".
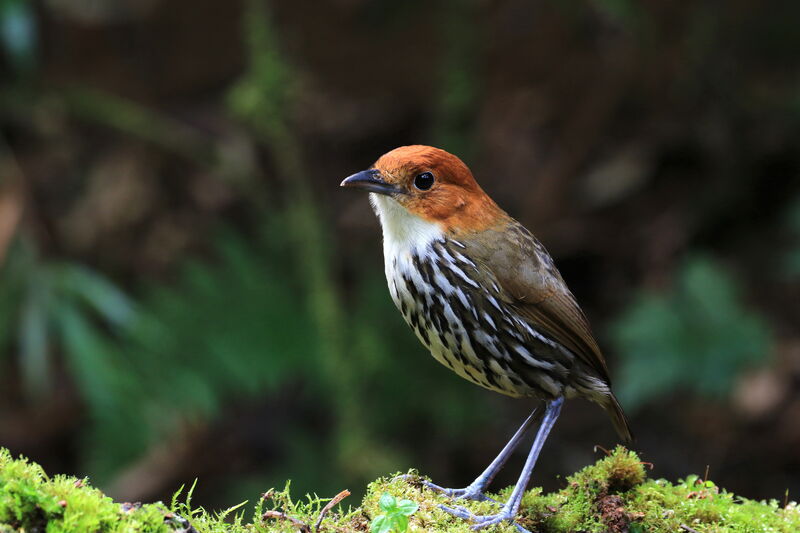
{"left": 0, "top": 447, "right": 797, "bottom": 532}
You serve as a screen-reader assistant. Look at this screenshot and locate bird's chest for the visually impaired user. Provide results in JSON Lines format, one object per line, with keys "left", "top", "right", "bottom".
{"left": 383, "top": 241, "right": 528, "bottom": 397}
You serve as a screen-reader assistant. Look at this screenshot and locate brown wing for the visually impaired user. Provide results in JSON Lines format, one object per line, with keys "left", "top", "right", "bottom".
{"left": 459, "top": 220, "right": 633, "bottom": 442}
{"left": 464, "top": 221, "right": 611, "bottom": 384}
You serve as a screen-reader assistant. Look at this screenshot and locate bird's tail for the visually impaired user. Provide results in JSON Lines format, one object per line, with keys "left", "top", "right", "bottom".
{"left": 603, "top": 393, "right": 634, "bottom": 444}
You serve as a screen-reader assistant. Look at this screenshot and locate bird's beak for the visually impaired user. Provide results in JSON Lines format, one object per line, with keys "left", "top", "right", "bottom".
{"left": 340, "top": 169, "right": 403, "bottom": 196}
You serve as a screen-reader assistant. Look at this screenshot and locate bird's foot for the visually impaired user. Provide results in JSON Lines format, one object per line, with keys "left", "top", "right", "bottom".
{"left": 422, "top": 481, "right": 492, "bottom": 502}
{"left": 439, "top": 503, "right": 530, "bottom": 532}
{"left": 392, "top": 474, "right": 492, "bottom": 502}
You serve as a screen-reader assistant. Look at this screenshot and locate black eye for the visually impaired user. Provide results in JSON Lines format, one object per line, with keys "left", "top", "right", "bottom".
{"left": 414, "top": 172, "right": 435, "bottom": 191}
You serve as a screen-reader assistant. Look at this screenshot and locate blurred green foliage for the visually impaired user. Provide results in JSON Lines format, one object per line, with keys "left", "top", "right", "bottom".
{"left": 0, "top": 0, "right": 500, "bottom": 499}
{"left": 0, "top": 228, "right": 315, "bottom": 476}
{"left": 91, "top": 223, "right": 325, "bottom": 478}
{"left": 0, "top": 217, "right": 487, "bottom": 492}
{"left": 0, "top": 0, "right": 35, "bottom": 71}
{"left": 227, "top": 0, "right": 293, "bottom": 145}
{"left": 227, "top": 0, "right": 398, "bottom": 488}
{"left": 431, "top": 0, "right": 480, "bottom": 158}
{"left": 611, "top": 256, "right": 773, "bottom": 410}
{"left": 0, "top": 238, "right": 136, "bottom": 402}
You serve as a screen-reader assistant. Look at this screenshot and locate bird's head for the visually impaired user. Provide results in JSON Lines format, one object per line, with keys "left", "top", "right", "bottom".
{"left": 341, "top": 145, "right": 507, "bottom": 238}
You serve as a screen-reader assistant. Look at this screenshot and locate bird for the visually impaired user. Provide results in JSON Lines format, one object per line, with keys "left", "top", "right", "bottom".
{"left": 340, "top": 145, "right": 632, "bottom": 531}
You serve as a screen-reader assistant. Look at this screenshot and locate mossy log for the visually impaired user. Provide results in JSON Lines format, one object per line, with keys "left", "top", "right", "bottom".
{"left": 0, "top": 447, "right": 797, "bottom": 532}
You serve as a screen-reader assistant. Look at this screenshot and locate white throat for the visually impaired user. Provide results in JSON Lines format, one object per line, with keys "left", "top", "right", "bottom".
{"left": 369, "top": 193, "right": 444, "bottom": 262}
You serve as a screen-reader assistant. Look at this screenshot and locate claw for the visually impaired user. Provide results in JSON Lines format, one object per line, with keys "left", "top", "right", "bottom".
{"left": 393, "top": 474, "right": 492, "bottom": 501}
{"left": 470, "top": 511, "right": 512, "bottom": 528}
{"left": 440, "top": 504, "right": 531, "bottom": 533}
{"left": 423, "top": 481, "right": 492, "bottom": 502}
{"left": 438, "top": 504, "right": 474, "bottom": 520}
{"left": 471, "top": 516, "right": 531, "bottom": 533}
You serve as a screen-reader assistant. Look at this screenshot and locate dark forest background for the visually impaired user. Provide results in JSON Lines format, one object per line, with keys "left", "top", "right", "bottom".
{"left": 0, "top": 0, "right": 799, "bottom": 515}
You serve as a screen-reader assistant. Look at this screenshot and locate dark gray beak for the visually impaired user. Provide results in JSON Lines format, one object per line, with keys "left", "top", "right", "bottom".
{"left": 340, "top": 169, "right": 402, "bottom": 196}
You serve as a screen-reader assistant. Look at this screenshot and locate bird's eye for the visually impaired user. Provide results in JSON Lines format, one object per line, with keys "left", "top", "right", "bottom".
{"left": 414, "top": 172, "right": 435, "bottom": 191}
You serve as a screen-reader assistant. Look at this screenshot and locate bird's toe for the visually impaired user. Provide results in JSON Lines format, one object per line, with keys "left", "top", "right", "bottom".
{"left": 468, "top": 508, "right": 524, "bottom": 531}
{"left": 441, "top": 502, "right": 530, "bottom": 532}
{"left": 423, "top": 481, "right": 491, "bottom": 501}
{"left": 438, "top": 504, "right": 475, "bottom": 521}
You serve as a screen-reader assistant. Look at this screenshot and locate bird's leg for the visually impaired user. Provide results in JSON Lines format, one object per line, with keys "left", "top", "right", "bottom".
{"left": 423, "top": 408, "right": 541, "bottom": 502}
{"left": 440, "top": 397, "right": 563, "bottom": 530}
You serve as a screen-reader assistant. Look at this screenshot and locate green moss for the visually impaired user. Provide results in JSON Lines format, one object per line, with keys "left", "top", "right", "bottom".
{"left": 0, "top": 449, "right": 169, "bottom": 532}
{"left": 1, "top": 446, "right": 797, "bottom": 532}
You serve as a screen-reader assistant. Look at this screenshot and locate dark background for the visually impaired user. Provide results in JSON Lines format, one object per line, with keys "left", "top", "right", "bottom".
{"left": 1, "top": 0, "right": 799, "bottom": 515}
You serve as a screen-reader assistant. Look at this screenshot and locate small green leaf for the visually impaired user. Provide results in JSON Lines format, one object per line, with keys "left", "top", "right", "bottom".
{"left": 393, "top": 514, "right": 409, "bottom": 532}
{"left": 379, "top": 492, "right": 396, "bottom": 512}
{"left": 396, "top": 499, "right": 418, "bottom": 516}
{"left": 370, "top": 514, "right": 391, "bottom": 533}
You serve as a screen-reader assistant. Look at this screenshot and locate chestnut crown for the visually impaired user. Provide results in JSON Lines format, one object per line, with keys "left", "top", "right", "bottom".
{"left": 341, "top": 145, "right": 507, "bottom": 233}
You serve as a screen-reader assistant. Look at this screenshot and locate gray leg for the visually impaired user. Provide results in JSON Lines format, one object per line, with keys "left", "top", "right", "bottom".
{"left": 424, "top": 408, "right": 541, "bottom": 501}
{"left": 441, "top": 397, "right": 564, "bottom": 530}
